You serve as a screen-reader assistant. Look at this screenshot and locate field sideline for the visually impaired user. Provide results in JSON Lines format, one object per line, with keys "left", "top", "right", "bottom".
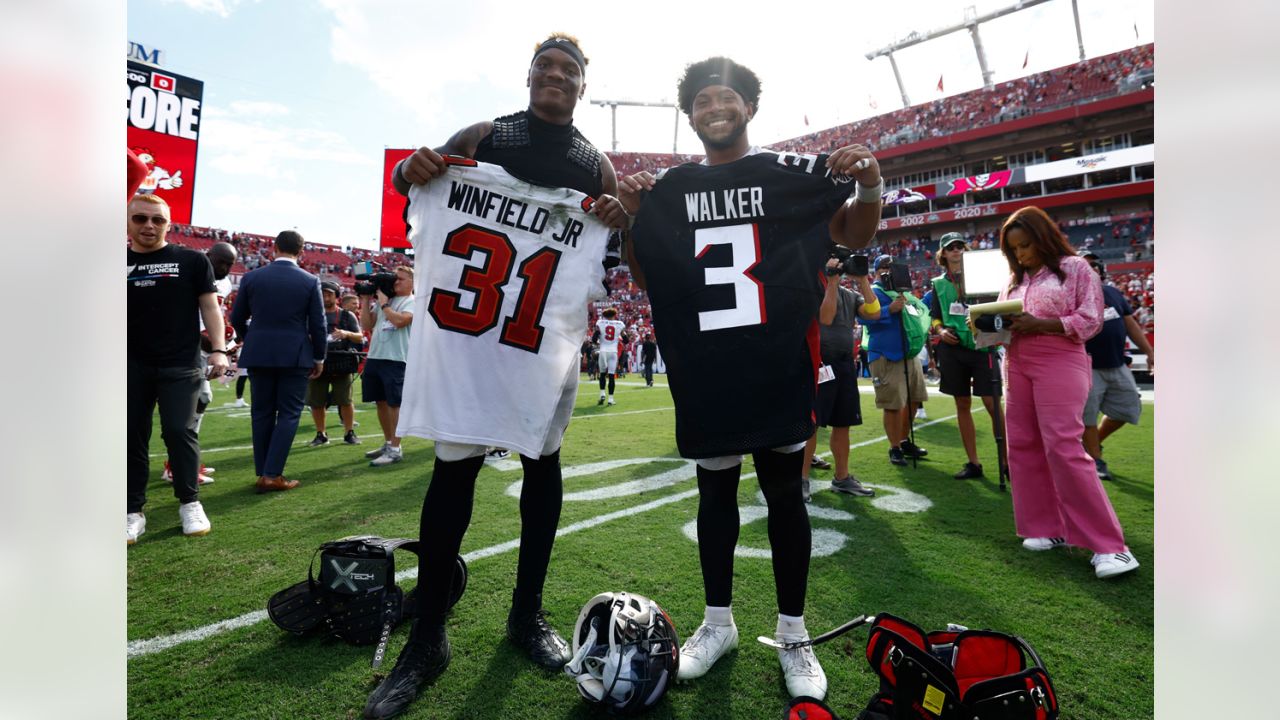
{"left": 127, "top": 373, "right": 1154, "bottom": 719}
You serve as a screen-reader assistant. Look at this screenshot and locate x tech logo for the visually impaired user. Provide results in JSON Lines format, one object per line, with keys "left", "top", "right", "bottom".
{"left": 328, "top": 559, "right": 376, "bottom": 591}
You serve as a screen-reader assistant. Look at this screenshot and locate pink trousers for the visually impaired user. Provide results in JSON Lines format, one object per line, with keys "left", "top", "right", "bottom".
{"left": 1005, "top": 334, "right": 1127, "bottom": 553}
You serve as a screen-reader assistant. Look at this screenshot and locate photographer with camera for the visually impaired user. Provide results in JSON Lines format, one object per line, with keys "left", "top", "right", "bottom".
{"left": 864, "top": 255, "right": 931, "bottom": 466}
{"left": 357, "top": 264, "right": 414, "bottom": 467}
{"left": 929, "top": 233, "right": 1004, "bottom": 480}
{"left": 306, "top": 281, "right": 364, "bottom": 447}
{"left": 801, "top": 250, "right": 879, "bottom": 501}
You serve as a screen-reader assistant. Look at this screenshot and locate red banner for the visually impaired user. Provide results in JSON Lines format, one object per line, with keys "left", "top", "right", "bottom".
{"left": 940, "top": 169, "right": 1015, "bottom": 197}
{"left": 875, "top": 181, "right": 1154, "bottom": 232}
{"left": 127, "top": 61, "right": 202, "bottom": 224}
{"left": 379, "top": 148, "right": 414, "bottom": 250}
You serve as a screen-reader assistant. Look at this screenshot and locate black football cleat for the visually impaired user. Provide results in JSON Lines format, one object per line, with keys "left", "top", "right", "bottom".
{"left": 363, "top": 623, "right": 450, "bottom": 719}
{"left": 506, "top": 592, "right": 571, "bottom": 670}
{"left": 899, "top": 439, "right": 928, "bottom": 458}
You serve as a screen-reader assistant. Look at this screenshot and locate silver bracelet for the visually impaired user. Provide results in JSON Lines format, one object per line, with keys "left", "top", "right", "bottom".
{"left": 855, "top": 179, "right": 884, "bottom": 204}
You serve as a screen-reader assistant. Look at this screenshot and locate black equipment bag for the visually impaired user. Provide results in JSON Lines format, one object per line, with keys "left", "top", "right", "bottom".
{"left": 855, "top": 613, "right": 1058, "bottom": 720}
{"left": 267, "top": 536, "right": 467, "bottom": 667}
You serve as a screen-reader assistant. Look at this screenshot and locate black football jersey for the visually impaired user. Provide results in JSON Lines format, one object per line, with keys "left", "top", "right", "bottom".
{"left": 632, "top": 150, "right": 856, "bottom": 458}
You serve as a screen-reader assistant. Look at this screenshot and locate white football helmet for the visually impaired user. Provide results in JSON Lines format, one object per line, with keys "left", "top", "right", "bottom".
{"left": 564, "top": 591, "right": 680, "bottom": 714}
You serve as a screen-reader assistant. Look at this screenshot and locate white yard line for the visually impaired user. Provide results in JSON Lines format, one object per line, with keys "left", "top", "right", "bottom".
{"left": 127, "top": 480, "right": 712, "bottom": 658}
{"left": 131, "top": 395, "right": 1152, "bottom": 657}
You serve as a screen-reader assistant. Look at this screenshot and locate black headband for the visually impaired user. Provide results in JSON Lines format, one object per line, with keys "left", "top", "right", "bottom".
{"left": 532, "top": 38, "right": 586, "bottom": 74}
{"left": 685, "top": 68, "right": 751, "bottom": 106}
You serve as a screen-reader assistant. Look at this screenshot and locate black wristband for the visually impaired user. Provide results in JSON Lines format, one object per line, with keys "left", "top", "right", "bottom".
{"left": 380, "top": 303, "right": 391, "bottom": 310}
{"left": 208, "top": 350, "right": 227, "bottom": 355}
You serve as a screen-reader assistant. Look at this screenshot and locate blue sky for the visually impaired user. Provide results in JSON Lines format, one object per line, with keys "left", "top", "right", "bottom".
{"left": 127, "top": 0, "right": 1153, "bottom": 249}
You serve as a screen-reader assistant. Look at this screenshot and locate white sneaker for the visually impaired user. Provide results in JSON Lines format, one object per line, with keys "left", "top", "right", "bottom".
{"left": 364, "top": 442, "right": 390, "bottom": 460}
{"left": 777, "top": 633, "right": 827, "bottom": 700}
{"left": 127, "top": 513, "right": 146, "bottom": 545}
{"left": 607, "top": 396, "right": 616, "bottom": 406}
{"left": 231, "top": 398, "right": 248, "bottom": 408}
{"left": 197, "top": 473, "right": 215, "bottom": 485}
{"left": 915, "top": 408, "right": 928, "bottom": 420}
{"left": 1022, "top": 537, "right": 1066, "bottom": 551}
{"left": 179, "top": 501, "right": 211, "bottom": 537}
{"left": 370, "top": 447, "right": 403, "bottom": 467}
{"left": 677, "top": 621, "right": 738, "bottom": 680}
{"left": 1092, "top": 551, "right": 1140, "bottom": 579}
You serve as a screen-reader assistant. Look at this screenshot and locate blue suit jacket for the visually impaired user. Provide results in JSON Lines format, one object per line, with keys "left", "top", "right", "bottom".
{"left": 230, "top": 259, "right": 327, "bottom": 369}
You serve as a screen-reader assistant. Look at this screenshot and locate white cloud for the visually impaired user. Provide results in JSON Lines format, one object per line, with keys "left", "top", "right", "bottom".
{"left": 161, "top": 0, "right": 237, "bottom": 19}
{"left": 227, "top": 100, "right": 291, "bottom": 117}
{"left": 200, "top": 109, "right": 375, "bottom": 181}
{"left": 209, "top": 189, "right": 323, "bottom": 216}
{"left": 317, "top": 0, "right": 1154, "bottom": 155}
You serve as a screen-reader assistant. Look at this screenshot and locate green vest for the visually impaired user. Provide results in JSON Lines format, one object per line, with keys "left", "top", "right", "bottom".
{"left": 875, "top": 284, "right": 931, "bottom": 357}
{"left": 930, "top": 273, "right": 984, "bottom": 352}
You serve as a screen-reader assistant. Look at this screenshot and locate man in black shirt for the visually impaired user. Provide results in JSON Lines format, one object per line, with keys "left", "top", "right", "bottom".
{"left": 364, "top": 33, "right": 630, "bottom": 720}
{"left": 620, "top": 56, "right": 883, "bottom": 702}
{"left": 306, "top": 280, "right": 364, "bottom": 446}
{"left": 1080, "top": 251, "right": 1154, "bottom": 479}
{"left": 640, "top": 332, "right": 658, "bottom": 387}
{"left": 127, "top": 194, "right": 229, "bottom": 544}
{"left": 803, "top": 259, "right": 878, "bottom": 500}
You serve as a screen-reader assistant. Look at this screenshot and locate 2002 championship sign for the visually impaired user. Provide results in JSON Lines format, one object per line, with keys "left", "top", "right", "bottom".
{"left": 127, "top": 60, "right": 203, "bottom": 224}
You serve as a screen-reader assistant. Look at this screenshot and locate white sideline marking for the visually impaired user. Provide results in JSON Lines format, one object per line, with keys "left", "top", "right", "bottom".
{"left": 170, "top": 407, "right": 676, "bottom": 459}
{"left": 127, "top": 484, "right": 703, "bottom": 659}
{"left": 573, "top": 406, "right": 674, "bottom": 420}
{"left": 127, "top": 413, "right": 955, "bottom": 658}
{"left": 127, "top": 610, "right": 269, "bottom": 658}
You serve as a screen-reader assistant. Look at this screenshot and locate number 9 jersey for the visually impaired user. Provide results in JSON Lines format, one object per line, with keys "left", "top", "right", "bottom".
{"left": 398, "top": 159, "right": 609, "bottom": 458}
{"left": 631, "top": 150, "right": 856, "bottom": 458}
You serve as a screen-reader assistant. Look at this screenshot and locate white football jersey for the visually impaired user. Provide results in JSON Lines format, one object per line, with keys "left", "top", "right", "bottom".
{"left": 595, "top": 318, "right": 626, "bottom": 353}
{"left": 397, "top": 159, "right": 608, "bottom": 457}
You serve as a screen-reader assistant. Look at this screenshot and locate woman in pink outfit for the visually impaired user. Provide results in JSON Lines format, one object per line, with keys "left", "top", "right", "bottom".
{"left": 996, "top": 206, "right": 1139, "bottom": 579}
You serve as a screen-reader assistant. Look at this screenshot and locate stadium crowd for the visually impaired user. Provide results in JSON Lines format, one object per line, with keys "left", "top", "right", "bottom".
{"left": 600, "top": 44, "right": 1153, "bottom": 178}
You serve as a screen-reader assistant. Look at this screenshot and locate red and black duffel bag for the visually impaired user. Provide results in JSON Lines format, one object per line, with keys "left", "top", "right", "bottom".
{"left": 856, "top": 613, "right": 1058, "bottom": 720}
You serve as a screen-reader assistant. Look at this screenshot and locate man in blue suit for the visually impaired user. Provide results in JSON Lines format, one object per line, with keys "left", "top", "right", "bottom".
{"left": 230, "top": 230, "right": 327, "bottom": 493}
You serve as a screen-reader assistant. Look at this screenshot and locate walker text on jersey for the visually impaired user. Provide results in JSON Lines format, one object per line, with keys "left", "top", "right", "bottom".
{"left": 684, "top": 187, "right": 765, "bottom": 224}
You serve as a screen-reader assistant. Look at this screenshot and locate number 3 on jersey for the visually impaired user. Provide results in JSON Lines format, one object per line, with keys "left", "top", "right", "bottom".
{"left": 427, "top": 223, "right": 560, "bottom": 353}
{"left": 695, "top": 224, "right": 766, "bottom": 331}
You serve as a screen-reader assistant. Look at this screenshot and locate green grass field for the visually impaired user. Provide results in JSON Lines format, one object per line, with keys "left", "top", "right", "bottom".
{"left": 127, "top": 373, "right": 1153, "bottom": 719}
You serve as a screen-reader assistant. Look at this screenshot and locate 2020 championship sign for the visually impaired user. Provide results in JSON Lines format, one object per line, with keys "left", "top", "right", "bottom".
{"left": 127, "top": 60, "right": 203, "bottom": 224}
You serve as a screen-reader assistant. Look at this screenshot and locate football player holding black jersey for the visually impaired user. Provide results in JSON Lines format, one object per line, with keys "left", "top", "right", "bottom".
{"left": 364, "top": 34, "right": 629, "bottom": 720}
{"left": 619, "top": 56, "right": 883, "bottom": 702}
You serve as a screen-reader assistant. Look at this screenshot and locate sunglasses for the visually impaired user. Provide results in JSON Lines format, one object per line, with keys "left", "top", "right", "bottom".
{"left": 131, "top": 214, "right": 169, "bottom": 226}
{"left": 944, "top": 243, "right": 967, "bottom": 251}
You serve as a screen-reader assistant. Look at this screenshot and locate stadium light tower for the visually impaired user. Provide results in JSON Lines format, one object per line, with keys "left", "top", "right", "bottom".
{"left": 865, "top": 0, "right": 1075, "bottom": 107}
{"left": 589, "top": 99, "right": 681, "bottom": 153}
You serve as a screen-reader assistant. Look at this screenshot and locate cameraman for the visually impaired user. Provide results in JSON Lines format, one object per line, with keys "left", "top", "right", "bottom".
{"left": 802, "top": 254, "right": 879, "bottom": 500}
{"left": 928, "top": 233, "right": 1004, "bottom": 480}
{"left": 358, "top": 266, "right": 415, "bottom": 466}
{"left": 864, "top": 255, "right": 930, "bottom": 466}
{"left": 306, "top": 281, "right": 364, "bottom": 447}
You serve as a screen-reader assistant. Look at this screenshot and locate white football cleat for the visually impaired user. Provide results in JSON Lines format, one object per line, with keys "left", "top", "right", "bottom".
{"left": 777, "top": 633, "right": 827, "bottom": 700}
{"left": 677, "top": 621, "right": 738, "bottom": 680}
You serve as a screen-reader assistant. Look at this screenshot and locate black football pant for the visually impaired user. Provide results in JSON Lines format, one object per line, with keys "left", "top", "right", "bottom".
{"left": 696, "top": 449, "right": 811, "bottom": 617}
{"left": 127, "top": 359, "right": 203, "bottom": 513}
{"left": 414, "top": 450, "right": 564, "bottom": 628}
{"left": 643, "top": 360, "right": 654, "bottom": 386}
